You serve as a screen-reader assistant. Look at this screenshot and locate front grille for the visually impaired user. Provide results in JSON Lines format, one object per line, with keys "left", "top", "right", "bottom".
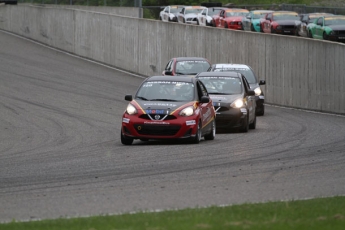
{"left": 214, "top": 106, "right": 229, "bottom": 112}
{"left": 139, "top": 114, "right": 176, "bottom": 121}
{"left": 134, "top": 124, "right": 180, "bottom": 136}
{"left": 282, "top": 25, "right": 295, "bottom": 29}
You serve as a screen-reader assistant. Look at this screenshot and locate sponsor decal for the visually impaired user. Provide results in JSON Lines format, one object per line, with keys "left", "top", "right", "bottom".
{"left": 186, "top": 120, "right": 196, "bottom": 126}
{"left": 143, "top": 102, "right": 178, "bottom": 108}
{"left": 122, "top": 118, "right": 130, "bottom": 123}
{"left": 240, "top": 108, "right": 247, "bottom": 114}
{"left": 145, "top": 109, "right": 166, "bottom": 114}
{"left": 202, "top": 108, "right": 212, "bottom": 121}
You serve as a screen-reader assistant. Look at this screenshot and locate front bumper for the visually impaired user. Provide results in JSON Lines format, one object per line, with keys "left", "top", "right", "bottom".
{"left": 122, "top": 114, "right": 199, "bottom": 140}
{"left": 214, "top": 107, "right": 247, "bottom": 130}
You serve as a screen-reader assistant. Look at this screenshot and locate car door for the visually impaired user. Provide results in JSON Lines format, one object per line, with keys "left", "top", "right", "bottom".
{"left": 196, "top": 80, "right": 213, "bottom": 134}
{"left": 178, "top": 8, "right": 185, "bottom": 23}
{"left": 163, "top": 7, "right": 169, "bottom": 22}
{"left": 216, "top": 10, "right": 225, "bottom": 27}
{"left": 314, "top": 17, "right": 324, "bottom": 39}
{"left": 242, "top": 76, "right": 256, "bottom": 122}
{"left": 262, "top": 13, "right": 272, "bottom": 33}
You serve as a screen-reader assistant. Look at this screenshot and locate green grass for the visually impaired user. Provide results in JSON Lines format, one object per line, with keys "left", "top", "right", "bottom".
{"left": 1, "top": 196, "right": 345, "bottom": 230}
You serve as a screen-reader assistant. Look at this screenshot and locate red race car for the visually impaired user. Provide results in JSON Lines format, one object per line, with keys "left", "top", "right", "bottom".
{"left": 212, "top": 8, "right": 249, "bottom": 30}
{"left": 261, "top": 11, "right": 300, "bottom": 35}
{"left": 162, "top": 57, "right": 211, "bottom": 76}
{"left": 121, "top": 76, "right": 216, "bottom": 145}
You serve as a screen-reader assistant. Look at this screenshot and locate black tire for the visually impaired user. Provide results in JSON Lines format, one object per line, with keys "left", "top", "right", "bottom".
{"left": 241, "top": 115, "right": 249, "bottom": 133}
{"left": 159, "top": 16, "right": 162, "bottom": 21}
{"left": 249, "top": 115, "right": 256, "bottom": 129}
{"left": 256, "top": 106, "right": 265, "bottom": 116}
{"left": 192, "top": 121, "right": 202, "bottom": 144}
{"left": 211, "top": 20, "right": 216, "bottom": 27}
{"left": 271, "top": 26, "right": 275, "bottom": 34}
{"left": 121, "top": 131, "right": 133, "bottom": 145}
{"left": 196, "top": 20, "right": 199, "bottom": 25}
{"left": 308, "top": 30, "right": 313, "bottom": 38}
{"left": 204, "top": 119, "right": 215, "bottom": 140}
{"left": 250, "top": 24, "right": 255, "bottom": 32}
{"left": 260, "top": 24, "right": 264, "bottom": 32}
{"left": 224, "top": 23, "right": 228, "bottom": 29}
{"left": 323, "top": 32, "right": 328, "bottom": 40}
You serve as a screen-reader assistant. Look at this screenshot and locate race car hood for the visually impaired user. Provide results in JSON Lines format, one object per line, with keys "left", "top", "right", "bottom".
{"left": 328, "top": 25, "right": 345, "bottom": 30}
{"left": 133, "top": 99, "right": 194, "bottom": 113}
{"left": 185, "top": 13, "right": 198, "bottom": 19}
{"left": 209, "top": 94, "right": 242, "bottom": 106}
{"left": 274, "top": 20, "right": 299, "bottom": 25}
{"left": 249, "top": 83, "right": 259, "bottom": 89}
{"left": 226, "top": 16, "right": 244, "bottom": 21}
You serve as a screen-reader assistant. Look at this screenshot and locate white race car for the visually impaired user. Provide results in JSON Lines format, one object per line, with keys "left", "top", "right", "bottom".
{"left": 159, "top": 5, "right": 185, "bottom": 22}
{"left": 197, "top": 7, "right": 226, "bottom": 26}
{"left": 177, "top": 6, "right": 206, "bottom": 24}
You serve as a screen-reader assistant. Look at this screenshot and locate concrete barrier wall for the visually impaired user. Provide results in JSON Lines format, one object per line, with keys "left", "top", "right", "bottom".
{"left": 1, "top": 4, "right": 344, "bottom": 114}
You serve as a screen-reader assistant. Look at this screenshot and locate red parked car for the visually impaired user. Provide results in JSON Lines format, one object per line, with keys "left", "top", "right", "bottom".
{"left": 261, "top": 11, "right": 300, "bottom": 35}
{"left": 212, "top": 8, "right": 249, "bottom": 30}
{"left": 162, "top": 57, "right": 211, "bottom": 76}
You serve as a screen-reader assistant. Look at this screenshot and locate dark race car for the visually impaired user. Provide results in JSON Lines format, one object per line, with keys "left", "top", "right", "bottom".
{"left": 261, "top": 11, "right": 300, "bottom": 35}
{"left": 196, "top": 72, "right": 256, "bottom": 133}
{"left": 121, "top": 76, "right": 216, "bottom": 145}
{"left": 208, "top": 63, "right": 266, "bottom": 116}
{"left": 162, "top": 57, "right": 211, "bottom": 76}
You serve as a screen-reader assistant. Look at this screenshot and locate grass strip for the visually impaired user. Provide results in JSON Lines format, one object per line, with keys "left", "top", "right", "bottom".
{"left": 1, "top": 196, "right": 345, "bottom": 230}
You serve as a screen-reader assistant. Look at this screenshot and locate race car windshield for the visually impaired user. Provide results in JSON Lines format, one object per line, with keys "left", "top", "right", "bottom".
{"left": 273, "top": 14, "right": 299, "bottom": 20}
{"left": 185, "top": 9, "right": 204, "bottom": 14}
{"left": 213, "top": 68, "right": 256, "bottom": 84}
{"left": 325, "top": 18, "right": 345, "bottom": 26}
{"left": 226, "top": 12, "right": 248, "bottom": 17}
{"left": 136, "top": 81, "right": 195, "bottom": 101}
{"left": 198, "top": 77, "right": 243, "bottom": 95}
{"left": 209, "top": 9, "right": 222, "bottom": 16}
{"left": 175, "top": 61, "right": 210, "bottom": 75}
{"left": 253, "top": 12, "right": 269, "bottom": 19}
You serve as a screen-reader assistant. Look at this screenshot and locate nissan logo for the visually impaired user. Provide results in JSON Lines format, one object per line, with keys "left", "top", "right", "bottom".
{"left": 154, "top": 115, "right": 160, "bottom": 120}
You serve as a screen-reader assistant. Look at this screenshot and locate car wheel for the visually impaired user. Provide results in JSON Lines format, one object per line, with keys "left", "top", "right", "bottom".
{"left": 249, "top": 115, "right": 256, "bottom": 129}
{"left": 211, "top": 20, "right": 216, "bottom": 27}
{"left": 224, "top": 23, "right": 228, "bottom": 29}
{"left": 271, "top": 26, "right": 275, "bottom": 34}
{"left": 159, "top": 16, "right": 162, "bottom": 21}
{"left": 323, "top": 32, "right": 328, "bottom": 40}
{"left": 204, "top": 119, "right": 215, "bottom": 140}
{"left": 192, "top": 121, "right": 202, "bottom": 144}
{"left": 240, "top": 115, "right": 249, "bottom": 133}
{"left": 121, "top": 131, "right": 133, "bottom": 145}
{"left": 196, "top": 20, "right": 199, "bottom": 25}
{"left": 250, "top": 24, "right": 255, "bottom": 31}
{"left": 308, "top": 30, "right": 313, "bottom": 38}
{"left": 183, "top": 18, "right": 185, "bottom": 23}
{"left": 256, "top": 106, "right": 265, "bottom": 116}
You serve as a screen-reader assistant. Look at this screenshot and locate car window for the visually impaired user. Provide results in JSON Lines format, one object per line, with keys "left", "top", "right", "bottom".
{"left": 165, "top": 60, "right": 173, "bottom": 71}
{"left": 175, "top": 60, "right": 210, "bottom": 75}
{"left": 198, "top": 76, "right": 242, "bottom": 95}
{"left": 197, "top": 81, "right": 208, "bottom": 98}
{"left": 212, "top": 67, "right": 257, "bottom": 84}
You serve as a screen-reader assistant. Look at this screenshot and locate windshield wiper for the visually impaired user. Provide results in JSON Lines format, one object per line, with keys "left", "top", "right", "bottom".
{"left": 150, "top": 99, "right": 179, "bottom": 101}
{"left": 136, "top": 96, "right": 148, "bottom": 101}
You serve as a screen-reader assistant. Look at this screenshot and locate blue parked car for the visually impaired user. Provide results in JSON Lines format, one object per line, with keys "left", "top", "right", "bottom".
{"left": 242, "top": 10, "right": 273, "bottom": 32}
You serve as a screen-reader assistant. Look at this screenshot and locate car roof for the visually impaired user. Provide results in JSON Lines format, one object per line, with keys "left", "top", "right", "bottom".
{"left": 174, "top": 57, "right": 209, "bottom": 61}
{"left": 212, "top": 63, "right": 251, "bottom": 69}
{"left": 225, "top": 8, "right": 249, "bottom": 12}
{"left": 146, "top": 75, "right": 195, "bottom": 83}
{"left": 197, "top": 71, "right": 242, "bottom": 78}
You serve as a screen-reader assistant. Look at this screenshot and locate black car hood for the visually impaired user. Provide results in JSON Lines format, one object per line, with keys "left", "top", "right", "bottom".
{"left": 275, "top": 20, "right": 298, "bottom": 25}
{"left": 328, "top": 25, "right": 345, "bottom": 30}
{"left": 134, "top": 99, "right": 191, "bottom": 112}
{"left": 209, "top": 94, "right": 242, "bottom": 105}
{"left": 249, "top": 83, "right": 259, "bottom": 89}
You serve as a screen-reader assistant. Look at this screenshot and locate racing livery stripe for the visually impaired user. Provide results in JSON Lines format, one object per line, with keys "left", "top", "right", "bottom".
{"left": 170, "top": 101, "right": 197, "bottom": 115}
{"left": 132, "top": 100, "right": 146, "bottom": 114}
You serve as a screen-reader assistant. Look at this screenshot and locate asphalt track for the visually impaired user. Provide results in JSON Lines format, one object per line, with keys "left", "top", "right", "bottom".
{"left": 1, "top": 30, "right": 345, "bottom": 222}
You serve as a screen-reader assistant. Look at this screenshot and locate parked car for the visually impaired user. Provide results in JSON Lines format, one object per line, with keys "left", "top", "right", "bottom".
{"left": 295, "top": 13, "right": 333, "bottom": 37}
{"left": 121, "top": 76, "right": 216, "bottom": 145}
{"left": 213, "top": 8, "right": 249, "bottom": 30}
{"left": 307, "top": 15, "right": 345, "bottom": 42}
{"left": 177, "top": 6, "right": 207, "bottom": 24}
{"left": 159, "top": 5, "right": 185, "bottom": 22}
{"left": 242, "top": 10, "right": 274, "bottom": 32}
{"left": 261, "top": 11, "right": 300, "bottom": 35}
{"left": 162, "top": 57, "right": 211, "bottom": 76}
{"left": 196, "top": 72, "right": 256, "bottom": 132}
{"left": 196, "top": 7, "right": 227, "bottom": 26}
{"left": 208, "top": 63, "right": 266, "bottom": 116}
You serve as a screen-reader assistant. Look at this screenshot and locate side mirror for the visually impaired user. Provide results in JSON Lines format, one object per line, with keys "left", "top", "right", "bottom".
{"left": 259, "top": 80, "right": 266, "bottom": 85}
{"left": 200, "top": 96, "right": 210, "bottom": 103}
{"left": 125, "top": 95, "right": 133, "bottom": 101}
{"left": 247, "top": 90, "right": 255, "bottom": 96}
{"left": 164, "top": 70, "right": 173, "bottom": 76}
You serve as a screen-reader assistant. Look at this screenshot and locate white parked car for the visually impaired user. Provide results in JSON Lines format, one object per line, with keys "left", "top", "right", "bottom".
{"left": 197, "top": 7, "right": 226, "bottom": 26}
{"left": 159, "top": 5, "right": 185, "bottom": 22}
{"left": 177, "top": 6, "right": 206, "bottom": 24}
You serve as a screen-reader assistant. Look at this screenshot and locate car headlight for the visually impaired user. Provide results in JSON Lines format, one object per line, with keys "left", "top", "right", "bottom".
{"left": 276, "top": 25, "right": 282, "bottom": 30}
{"left": 126, "top": 103, "right": 137, "bottom": 115}
{"left": 230, "top": 99, "right": 244, "bottom": 108}
{"left": 254, "top": 87, "right": 262, "bottom": 96}
{"left": 180, "top": 106, "right": 195, "bottom": 116}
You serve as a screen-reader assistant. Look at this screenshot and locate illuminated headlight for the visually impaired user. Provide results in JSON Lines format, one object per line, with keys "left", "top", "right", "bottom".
{"left": 254, "top": 87, "right": 262, "bottom": 96}
{"left": 180, "top": 106, "right": 195, "bottom": 116}
{"left": 231, "top": 99, "right": 244, "bottom": 108}
{"left": 126, "top": 104, "right": 137, "bottom": 115}
{"left": 276, "top": 25, "right": 282, "bottom": 30}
